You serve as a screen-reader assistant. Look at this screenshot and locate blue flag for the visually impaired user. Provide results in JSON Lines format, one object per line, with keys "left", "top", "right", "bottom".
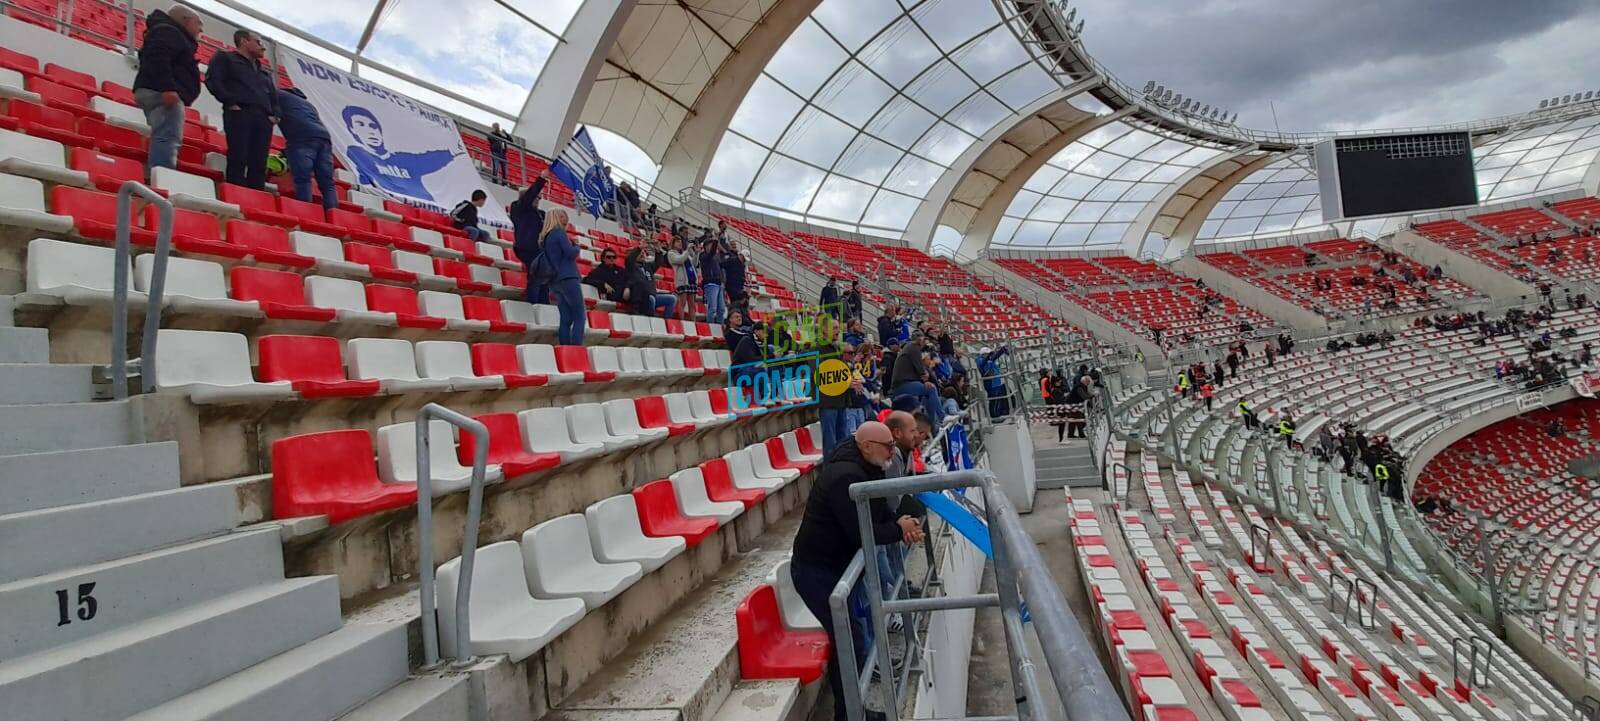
{"left": 550, "top": 127, "right": 615, "bottom": 218}
{"left": 917, "top": 489, "right": 1028, "bottom": 622}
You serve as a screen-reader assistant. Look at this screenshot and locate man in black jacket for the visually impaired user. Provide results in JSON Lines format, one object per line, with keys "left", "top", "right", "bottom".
{"left": 791, "top": 421, "right": 923, "bottom": 721}
{"left": 205, "top": 29, "right": 279, "bottom": 190}
{"left": 132, "top": 5, "right": 203, "bottom": 173}
{"left": 843, "top": 280, "right": 863, "bottom": 321}
{"left": 583, "top": 249, "right": 628, "bottom": 303}
{"left": 451, "top": 190, "right": 489, "bottom": 242}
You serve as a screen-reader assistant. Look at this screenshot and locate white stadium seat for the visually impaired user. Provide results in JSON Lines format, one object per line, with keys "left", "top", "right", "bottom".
{"left": 409, "top": 227, "right": 447, "bottom": 253}
{"left": 518, "top": 344, "right": 583, "bottom": 384}
{"left": 291, "top": 231, "right": 369, "bottom": 277}
{"left": 663, "top": 393, "right": 701, "bottom": 428}
{"left": 417, "top": 291, "right": 490, "bottom": 331}
{"left": 517, "top": 407, "right": 605, "bottom": 462}
{"left": 667, "top": 467, "right": 743, "bottom": 525}
{"left": 477, "top": 242, "right": 516, "bottom": 268}
{"left": 468, "top": 263, "right": 502, "bottom": 289}
{"left": 0, "top": 173, "right": 73, "bottom": 233}
{"left": 687, "top": 390, "right": 730, "bottom": 426}
{"left": 502, "top": 300, "right": 557, "bottom": 332}
{"left": 766, "top": 559, "right": 822, "bottom": 631}
{"left": 586, "top": 345, "right": 632, "bottom": 379}
{"left": 434, "top": 541, "right": 586, "bottom": 663}
{"left": 0, "top": 128, "right": 87, "bottom": 186}
{"left": 346, "top": 338, "right": 452, "bottom": 393}
{"left": 376, "top": 419, "right": 503, "bottom": 494}
{"left": 782, "top": 431, "right": 823, "bottom": 464}
{"left": 349, "top": 189, "right": 403, "bottom": 221}
{"left": 305, "top": 276, "right": 396, "bottom": 325}
{"left": 152, "top": 329, "right": 293, "bottom": 403}
{"left": 25, "top": 238, "right": 138, "bottom": 305}
{"left": 661, "top": 349, "right": 692, "bottom": 377}
{"left": 566, "top": 403, "right": 638, "bottom": 451}
{"left": 520, "top": 514, "right": 643, "bottom": 610}
{"left": 748, "top": 441, "right": 801, "bottom": 483}
{"left": 150, "top": 167, "right": 241, "bottom": 217}
{"left": 616, "top": 347, "right": 662, "bottom": 379}
{"left": 415, "top": 340, "right": 504, "bottom": 391}
{"left": 602, "top": 398, "right": 667, "bottom": 443}
{"left": 137, "top": 254, "right": 260, "bottom": 316}
{"left": 584, "top": 495, "right": 686, "bottom": 573}
{"left": 724, "top": 448, "right": 784, "bottom": 492}
{"left": 91, "top": 97, "right": 150, "bottom": 133}
{"left": 1, "top": 68, "right": 41, "bottom": 103}
{"left": 393, "top": 249, "right": 453, "bottom": 288}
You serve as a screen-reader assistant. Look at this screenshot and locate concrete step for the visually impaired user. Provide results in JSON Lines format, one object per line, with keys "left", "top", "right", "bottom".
{"left": 0, "top": 576, "right": 343, "bottom": 721}
{"left": 0, "top": 327, "right": 48, "bottom": 363}
{"left": 0, "top": 527, "right": 284, "bottom": 660}
{"left": 0, "top": 363, "right": 94, "bottom": 403}
{"left": 708, "top": 680, "right": 800, "bottom": 721}
{"left": 0, "top": 400, "right": 140, "bottom": 455}
{"left": 0, "top": 478, "right": 247, "bottom": 584}
{"left": 0, "top": 295, "right": 14, "bottom": 326}
{"left": 0, "top": 442, "right": 179, "bottom": 515}
{"left": 337, "top": 673, "right": 472, "bottom": 721}
{"left": 124, "top": 622, "right": 411, "bottom": 721}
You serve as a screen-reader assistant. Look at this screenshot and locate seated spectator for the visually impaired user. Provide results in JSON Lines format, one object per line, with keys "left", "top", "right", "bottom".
{"left": 583, "top": 249, "right": 627, "bottom": 303}
{"left": 625, "top": 246, "right": 675, "bottom": 318}
{"left": 890, "top": 346, "right": 946, "bottom": 427}
{"left": 450, "top": 191, "right": 490, "bottom": 242}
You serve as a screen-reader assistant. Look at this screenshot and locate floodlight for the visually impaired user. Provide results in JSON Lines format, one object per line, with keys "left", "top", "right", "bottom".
{"left": 1074, "top": 18, "right": 1084, "bottom": 34}
{"left": 1066, "top": 8, "right": 1076, "bottom": 24}
{"left": 1162, "top": 89, "right": 1173, "bottom": 103}
{"left": 1143, "top": 80, "right": 1156, "bottom": 94}
{"left": 1539, "top": 99, "right": 1549, "bottom": 109}
{"left": 1586, "top": 91, "right": 1594, "bottom": 100}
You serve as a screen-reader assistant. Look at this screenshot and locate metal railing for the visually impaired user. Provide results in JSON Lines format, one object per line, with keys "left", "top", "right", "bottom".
{"left": 414, "top": 404, "right": 492, "bottom": 668}
{"left": 110, "top": 181, "right": 174, "bottom": 399}
{"left": 838, "top": 468, "right": 1130, "bottom": 721}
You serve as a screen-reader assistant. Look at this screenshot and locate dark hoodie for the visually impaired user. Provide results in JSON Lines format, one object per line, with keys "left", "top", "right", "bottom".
{"left": 133, "top": 10, "right": 201, "bottom": 104}
{"left": 791, "top": 438, "right": 903, "bottom": 577}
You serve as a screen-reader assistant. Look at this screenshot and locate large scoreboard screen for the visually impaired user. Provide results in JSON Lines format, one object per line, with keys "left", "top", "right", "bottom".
{"left": 1314, "top": 131, "right": 1477, "bottom": 222}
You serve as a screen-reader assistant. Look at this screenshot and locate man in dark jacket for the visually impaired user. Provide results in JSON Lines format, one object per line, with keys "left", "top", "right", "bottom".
{"left": 205, "top": 29, "right": 279, "bottom": 190}
{"left": 890, "top": 346, "right": 946, "bottom": 426}
{"left": 488, "top": 123, "right": 513, "bottom": 184}
{"left": 276, "top": 87, "right": 336, "bottom": 209}
{"left": 509, "top": 173, "right": 549, "bottom": 302}
{"left": 583, "top": 249, "right": 628, "bottom": 303}
{"left": 790, "top": 421, "right": 923, "bottom": 721}
{"left": 877, "top": 305, "right": 898, "bottom": 345}
{"left": 451, "top": 191, "right": 490, "bottom": 242}
{"left": 844, "top": 280, "right": 864, "bottom": 321}
{"left": 722, "top": 247, "right": 747, "bottom": 313}
{"left": 820, "top": 277, "right": 840, "bottom": 317}
{"left": 132, "top": 5, "right": 203, "bottom": 173}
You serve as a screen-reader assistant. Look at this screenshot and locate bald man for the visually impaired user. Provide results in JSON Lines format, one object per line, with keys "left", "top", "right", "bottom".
{"left": 791, "top": 421, "right": 922, "bottom": 721}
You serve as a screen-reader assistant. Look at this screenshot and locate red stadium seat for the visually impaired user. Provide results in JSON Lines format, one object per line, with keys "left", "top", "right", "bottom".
{"left": 469, "top": 343, "right": 547, "bottom": 388}
{"left": 736, "top": 585, "right": 828, "bottom": 682}
{"left": 42, "top": 63, "right": 97, "bottom": 95}
{"left": 258, "top": 335, "right": 380, "bottom": 398}
{"left": 25, "top": 76, "right": 103, "bottom": 119}
{"left": 764, "top": 436, "right": 815, "bottom": 475}
{"left": 8, "top": 99, "right": 92, "bottom": 147}
{"left": 99, "top": 80, "right": 135, "bottom": 105}
{"left": 434, "top": 258, "right": 491, "bottom": 292}
{"left": 229, "top": 267, "right": 335, "bottom": 321}
{"left": 700, "top": 458, "right": 764, "bottom": 507}
{"left": 631, "top": 479, "right": 718, "bottom": 547}
{"left": 176, "top": 143, "right": 222, "bottom": 180}
{"left": 635, "top": 396, "right": 694, "bottom": 437}
{"left": 370, "top": 218, "right": 428, "bottom": 252}
{"left": 587, "top": 311, "right": 629, "bottom": 339}
{"left": 364, "top": 284, "right": 447, "bottom": 329}
{"left": 454, "top": 412, "right": 561, "bottom": 477}
{"left": 225, "top": 219, "right": 314, "bottom": 267}
{"left": 552, "top": 345, "right": 616, "bottom": 383}
{"left": 277, "top": 195, "right": 344, "bottom": 236}
{"left": 0, "top": 47, "right": 40, "bottom": 76}
{"left": 270, "top": 429, "right": 416, "bottom": 523}
{"left": 78, "top": 117, "right": 144, "bottom": 160}
{"left": 145, "top": 205, "right": 244, "bottom": 259}
{"left": 796, "top": 427, "right": 821, "bottom": 457}
{"left": 460, "top": 296, "right": 527, "bottom": 333}
{"left": 327, "top": 207, "right": 390, "bottom": 245}
{"left": 343, "top": 242, "right": 418, "bottom": 283}
{"left": 680, "top": 349, "right": 717, "bottom": 376}
{"left": 68, "top": 147, "right": 141, "bottom": 192}
{"left": 220, "top": 184, "right": 297, "bottom": 226}
{"left": 51, "top": 185, "right": 155, "bottom": 245}
{"left": 444, "top": 235, "right": 491, "bottom": 265}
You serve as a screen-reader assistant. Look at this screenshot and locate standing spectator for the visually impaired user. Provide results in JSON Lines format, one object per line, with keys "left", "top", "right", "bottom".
{"left": 616, "top": 181, "right": 642, "bottom": 236}
{"left": 723, "top": 247, "right": 748, "bottom": 315}
{"left": 699, "top": 235, "right": 727, "bottom": 324}
{"left": 666, "top": 236, "right": 698, "bottom": 321}
{"left": 890, "top": 346, "right": 946, "bottom": 427}
{"left": 133, "top": 4, "right": 203, "bottom": 174}
{"left": 488, "top": 122, "right": 512, "bottom": 184}
{"left": 509, "top": 172, "right": 549, "bottom": 303}
{"left": 275, "top": 87, "right": 335, "bottom": 209}
{"left": 1225, "top": 349, "right": 1239, "bottom": 378}
{"left": 877, "top": 305, "right": 899, "bottom": 345}
{"left": 450, "top": 191, "right": 490, "bottom": 243}
{"left": 935, "top": 325, "right": 956, "bottom": 362}
{"left": 1264, "top": 343, "right": 1277, "bottom": 367}
{"left": 541, "top": 210, "right": 584, "bottom": 345}
{"left": 976, "top": 346, "right": 1011, "bottom": 421}
{"left": 789, "top": 422, "right": 923, "bottom": 721}
{"left": 1238, "top": 399, "right": 1257, "bottom": 429}
{"left": 1212, "top": 359, "right": 1226, "bottom": 389}
{"left": 820, "top": 277, "right": 840, "bottom": 317}
{"left": 1200, "top": 382, "right": 1214, "bottom": 411}
{"left": 205, "top": 29, "right": 279, "bottom": 190}
{"left": 844, "top": 280, "right": 864, "bottom": 322}
{"left": 817, "top": 339, "right": 855, "bottom": 455}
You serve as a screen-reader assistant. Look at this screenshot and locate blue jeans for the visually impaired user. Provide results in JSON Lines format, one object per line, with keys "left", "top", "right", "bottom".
{"left": 650, "top": 293, "right": 676, "bottom": 319}
{"left": 134, "top": 88, "right": 184, "bottom": 173}
{"left": 286, "top": 138, "right": 336, "bottom": 210}
{"left": 463, "top": 226, "right": 488, "bottom": 243}
{"left": 703, "top": 283, "right": 724, "bottom": 323}
{"left": 819, "top": 407, "right": 849, "bottom": 456}
{"left": 491, "top": 151, "right": 506, "bottom": 181}
{"left": 894, "top": 381, "right": 944, "bottom": 426}
{"left": 551, "top": 279, "right": 586, "bottom": 345}
{"left": 845, "top": 407, "right": 866, "bottom": 435}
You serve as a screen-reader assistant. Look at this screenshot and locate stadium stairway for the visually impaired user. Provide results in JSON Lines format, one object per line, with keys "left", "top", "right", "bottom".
{"left": 0, "top": 300, "right": 473, "bottom": 721}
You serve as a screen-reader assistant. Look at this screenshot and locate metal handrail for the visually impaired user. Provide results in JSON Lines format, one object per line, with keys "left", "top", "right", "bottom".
{"left": 110, "top": 181, "right": 174, "bottom": 399}
{"left": 414, "top": 404, "right": 492, "bottom": 668}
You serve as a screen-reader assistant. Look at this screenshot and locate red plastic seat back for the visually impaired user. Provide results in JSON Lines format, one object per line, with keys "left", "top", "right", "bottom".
{"left": 766, "top": 437, "right": 794, "bottom": 467}
{"left": 10, "top": 98, "right": 78, "bottom": 131}
{"left": 470, "top": 343, "right": 519, "bottom": 376}
{"left": 433, "top": 258, "right": 474, "bottom": 284}
{"left": 220, "top": 183, "right": 277, "bottom": 214}
{"left": 736, "top": 585, "right": 784, "bottom": 647}
{"left": 700, "top": 458, "right": 739, "bottom": 496}
{"left": 70, "top": 147, "right": 141, "bottom": 184}
{"left": 0, "top": 47, "right": 40, "bottom": 74}
{"left": 78, "top": 118, "right": 144, "bottom": 151}
{"left": 665, "top": 318, "right": 685, "bottom": 337}
{"left": 366, "top": 284, "right": 423, "bottom": 315}
{"left": 552, "top": 345, "right": 592, "bottom": 374}
{"left": 259, "top": 335, "right": 347, "bottom": 384}
{"left": 708, "top": 388, "right": 732, "bottom": 415}
{"left": 43, "top": 63, "right": 96, "bottom": 91}
{"left": 455, "top": 412, "right": 522, "bottom": 466}
{"left": 271, "top": 429, "right": 411, "bottom": 522}
{"left": 328, "top": 207, "right": 372, "bottom": 232}
{"left": 149, "top": 206, "right": 220, "bottom": 239}
{"left": 278, "top": 195, "right": 328, "bottom": 225}
{"left": 632, "top": 480, "right": 685, "bottom": 529}
{"left": 230, "top": 266, "right": 307, "bottom": 305}
{"left": 444, "top": 235, "right": 474, "bottom": 256}
{"left": 681, "top": 349, "right": 705, "bottom": 371}
{"left": 344, "top": 241, "right": 396, "bottom": 269}
{"left": 587, "top": 310, "right": 613, "bottom": 331}
{"left": 461, "top": 295, "right": 506, "bottom": 323}
{"left": 27, "top": 76, "right": 91, "bottom": 109}
{"left": 51, "top": 185, "right": 116, "bottom": 222}
{"left": 226, "top": 219, "right": 292, "bottom": 253}
{"left": 99, "top": 80, "right": 135, "bottom": 104}
{"left": 373, "top": 218, "right": 408, "bottom": 238}
{"left": 635, "top": 396, "right": 672, "bottom": 429}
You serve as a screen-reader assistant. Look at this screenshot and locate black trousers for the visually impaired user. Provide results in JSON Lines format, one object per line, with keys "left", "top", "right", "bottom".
{"left": 223, "top": 107, "right": 273, "bottom": 190}
{"left": 791, "top": 561, "right": 862, "bottom": 721}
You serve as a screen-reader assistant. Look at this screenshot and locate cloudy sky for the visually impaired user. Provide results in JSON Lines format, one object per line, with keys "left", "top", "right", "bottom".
{"left": 1069, "top": 0, "right": 1600, "bottom": 132}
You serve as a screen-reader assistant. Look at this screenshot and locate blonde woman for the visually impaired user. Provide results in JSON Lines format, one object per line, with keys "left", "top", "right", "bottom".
{"left": 540, "top": 209, "right": 585, "bottom": 345}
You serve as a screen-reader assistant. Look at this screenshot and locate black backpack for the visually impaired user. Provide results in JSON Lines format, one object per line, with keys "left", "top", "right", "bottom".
{"left": 524, "top": 233, "right": 558, "bottom": 288}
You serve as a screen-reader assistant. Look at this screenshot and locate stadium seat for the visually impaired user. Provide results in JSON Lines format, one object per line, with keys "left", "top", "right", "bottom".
{"left": 554, "top": 345, "right": 617, "bottom": 383}
{"left": 797, "top": 424, "right": 823, "bottom": 457}
{"left": 435, "top": 258, "right": 491, "bottom": 292}
{"left": 584, "top": 495, "right": 687, "bottom": 573}
{"left": 25, "top": 237, "right": 136, "bottom": 305}
{"left": 520, "top": 514, "right": 644, "bottom": 610}
{"left": 663, "top": 393, "right": 702, "bottom": 428}
{"left": 278, "top": 195, "right": 344, "bottom": 236}
{"left": 603, "top": 398, "right": 668, "bottom": 443}
{"left": 89, "top": 97, "right": 147, "bottom": 133}
{"left": 292, "top": 231, "right": 372, "bottom": 276}
{"left": 635, "top": 396, "right": 695, "bottom": 437}
{"left": 327, "top": 207, "right": 392, "bottom": 246}
{"left": 468, "top": 263, "right": 503, "bottom": 290}
{"left": 668, "top": 467, "right": 743, "bottom": 525}
{"left": 461, "top": 295, "right": 527, "bottom": 333}
{"left": 568, "top": 402, "right": 640, "bottom": 451}
{"left": 782, "top": 431, "right": 823, "bottom": 464}
{"left": 700, "top": 458, "right": 765, "bottom": 508}
{"left": 344, "top": 242, "right": 419, "bottom": 283}
{"left": 687, "top": 390, "right": 731, "bottom": 426}
{"left": 229, "top": 267, "right": 336, "bottom": 321}
{"left": 395, "top": 250, "right": 456, "bottom": 286}
{"left": 376, "top": 419, "right": 504, "bottom": 494}
{"left": 586, "top": 346, "right": 631, "bottom": 380}
{"left": 270, "top": 429, "right": 418, "bottom": 523}
{"left": 469, "top": 343, "right": 548, "bottom": 387}
{"left": 415, "top": 340, "right": 505, "bottom": 391}
{"left": 226, "top": 219, "right": 314, "bottom": 266}
{"left": 258, "top": 335, "right": 381, "bottom": 398}
{"left": 417, "top": 290, "right": 490, "bottom": 332}
{"left": 656, "top": 348, "right": 693, "bottom": 377}
{"left": 434, "top": 541, "right": 586, "bottom": 663}
{"left": 135, "top": 254, "right": 260, "bottom": 316}
{"left": 150, "top": 166, "right": 240, "bottom": 217}
{"left": 501, "top": 300, "right": 558, "bottom": 332}
{"left": 0, "top": 128, "right": 87, "bottom": 187}
{"left": 617, "top": 347, "right": 663, "bottom": 379}
{"left": 68, "top": 147, "right": 141, "bottom": 192}
{"left": 516, "top": 407, "right": 604, "bottom": 462}
{"left": 220, "top": 184, "right": 297, "bottom": 226}
{"left": 79, "top": 118, "right": 144, "bottom": 160}
{"left": 304, "top": 276, "right": 395, "bottom": 325}
{"left": 586, "top": 310, "right": 628, "bottom": 340}
{"left": 143, "top": 205, "right": 244, "bottom": 259}
{"left": 724, "top": 448, "right": 786, "bottom": 492}
{"left": 152, "top": 329, "right": 294, "bottom": 403}
{"left": 8, "top": 99, "right": 92, "bottom": 147}
{"left": 0, "top": 172, "right": 72, "bottom": 233}
{"left": 346, "top": 338, "right": 451, "bottom": 393}
{"left": 53, "top": 185, "right": 155, "bottom": 245}
{"left": 41, "top": 64, "right": 95, "bottom": 95}
{"left": 448, "top": 412, "right": 561, "bottom": 479}
{"left": 372, "top": 218, "right": 426, "bottom": 252}
{"left": 517, "top": 344, "right": 582, "bottom": 384}
{"left": 631, "top": 480, "right": 719, "bottom": 547}
{"left": 764, "top": 436, "right": 816, "bottom": 475}
{"left": 766, "top": 559, "right": 823, "bottom": 631}
{"left": 736, "top": 585, "right": 829, "bottom": 683}
{"left": 409, "top": 226, "right": 447, "bottom": 254}
{"left": 365, "top": 284, "right": 447, "bottom": 329}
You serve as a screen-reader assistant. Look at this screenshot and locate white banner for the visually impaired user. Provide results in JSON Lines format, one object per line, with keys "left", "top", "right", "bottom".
{"left": 280, "top": 48, "right": 508, "bottom": 224}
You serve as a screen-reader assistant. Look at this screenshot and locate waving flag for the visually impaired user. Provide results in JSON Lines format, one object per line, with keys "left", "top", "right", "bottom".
{"left": 550, "top": 127, "right": 615, "bottom": 218}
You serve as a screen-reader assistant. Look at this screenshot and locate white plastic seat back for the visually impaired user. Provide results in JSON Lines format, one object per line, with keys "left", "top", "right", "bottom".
{"left": 346, "top": 189, "right": 384, "bottom": 214}
{"left": 520, "top": 514, "right": 643, "bottom": 610}
{"left": 26, "top": 238, "right": 132, "bottom": 303}
{"left": 0, "top": 128, "right": 74, "bottom": 182}
{"left": 783, "top": 431, "right": 822, "bottom": 462}
{"left": 476, "top": 242, "right": 507, "bottom": 262}
{"left": 648, "top": 317, "right": 671, "bottom": 338}
{"left": 393, "top": 249, "right": 438, "bottom": 277}
{"left": 699, "top": 349, "right": 722, "bottom": 370}
{"left": 568, "top": 403, "right": 635, "bottom": 448}
{"left": 469, "top": 263, "right": 500, "bottom": 287}
{"left": 641, "top": 348, "right": 672, "bottom": 376}
{"left": 306, "top": 275, "right": 395, "bottom": 324}
{"left": 580, "top": 283, "right": 601, "bottom": 305}
{"left": 418, "top": 290, "right": 468, "bottom": 320}
{"left": 668, "top": 467, "right": 742, "bottom": 524}
{"left": 152, "top": 329, "right": 292, "bottom": 402}
{"left": 587, "top": 345, "right": 623, "bottom": 375}
{"left": 663, "top": 393, "right": 697, "bottom": 425}
{"left": 410, "top": 227, "right": 446, "bottom": 251}
{"left": 584, "top": 495, "right": 685, "bottom": 572}
{"left": 535, "top": 305, "right": 562, "bottom": 329}
{"left": 725, "top": 448, "right": 783, "bottom": 492}
{"left": 748, "top": 442, "right": 800, "bottom": 482}
{"left": 518, "top": 344, "right": 582, "bottom": 384}
{"left": 434, "top": 541, "right": 586, "bottom": 663}
{"left": 517, "top": 407, "right": 602, "bottom": 461}
{"left": 603, "top": 398, "right": 665, "bottom": 441}
{"left": 376, "top": 419, "right": 501, "bottom": 494}
{"left": 767, "top": 559, "right": 823, "bottom": 630}
{"left": 663, "top": 351, "right": 689, "bottom": 375}
{"left": 688, "top": 390, "right": 723, "bottom": 423}
{"left": 0, "top": 174, "right": 72, "bottom": 232}
{"left": 503, "top": 300, "right": 555, "bottom": 330}
{"left": 609, "top": 313, "right": 634, "bottom": 335}
{"left": 136, "top": 254, "right": 227, "bottom": 302}
{"left": 290, "top": 231, "right": 366, "bottom": 274}
{"left": 92, "top": 97, "right": 149, "bottom": 131}
{"left": 415, "top": 340, "right": 502, "bottom": 390}
{"left": 151, "top": 166, "right": 220, "bottom": 202}
{"left": 616, "top": 347, "right": 652, "bottom": 377}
